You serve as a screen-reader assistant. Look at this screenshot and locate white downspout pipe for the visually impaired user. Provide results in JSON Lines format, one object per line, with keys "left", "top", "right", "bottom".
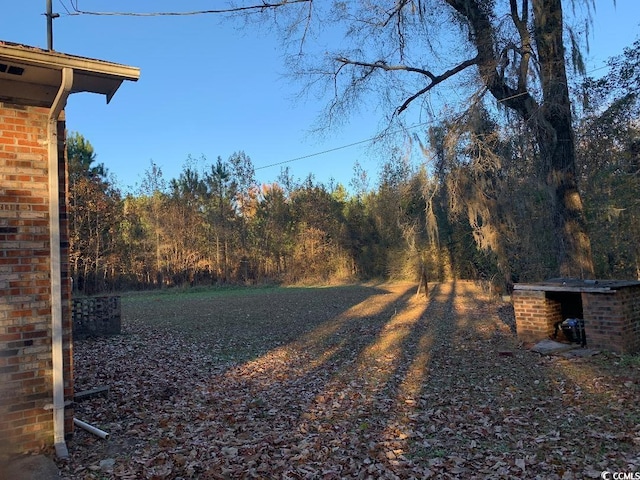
{"left": 48, "top": 66, "right": 73, "bottom": 459}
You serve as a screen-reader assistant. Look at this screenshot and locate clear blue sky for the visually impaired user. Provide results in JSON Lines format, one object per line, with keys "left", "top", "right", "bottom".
{"left": 2, "top": 1, "right": 639, "bottom": 192}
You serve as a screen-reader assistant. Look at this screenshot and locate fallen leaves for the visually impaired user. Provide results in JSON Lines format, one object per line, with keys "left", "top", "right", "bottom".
{"left": 55, "top": 282, "right": 640, "bottom": 479}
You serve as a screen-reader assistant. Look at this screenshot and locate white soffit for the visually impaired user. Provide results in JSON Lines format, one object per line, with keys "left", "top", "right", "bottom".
{"left": 0, "top": 41, "right": 140, "bottom": 107}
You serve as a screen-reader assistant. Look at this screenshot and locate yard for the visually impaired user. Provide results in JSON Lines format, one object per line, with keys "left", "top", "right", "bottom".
{"left": 57, "top": 282, "right": 639, "bottom": 479}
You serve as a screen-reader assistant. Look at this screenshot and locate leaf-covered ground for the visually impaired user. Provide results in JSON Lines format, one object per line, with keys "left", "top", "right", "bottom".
{"left": 56, "top": 282, "right": 640, "bottom": 479}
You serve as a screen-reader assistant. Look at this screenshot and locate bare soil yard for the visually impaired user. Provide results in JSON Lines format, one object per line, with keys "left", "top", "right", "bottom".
{"left": 56, "top": 282, "right": 639, "bottom": 479}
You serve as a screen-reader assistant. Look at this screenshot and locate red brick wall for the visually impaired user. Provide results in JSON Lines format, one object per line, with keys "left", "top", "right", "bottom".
{"left": 583, "top": 287, "right": 640, "bottom": 354}
{"left": 0, "top": 102, "right": 73, "bottom": 456}
{"left": 513, "top": 290, "right": 563, "bottom": 343}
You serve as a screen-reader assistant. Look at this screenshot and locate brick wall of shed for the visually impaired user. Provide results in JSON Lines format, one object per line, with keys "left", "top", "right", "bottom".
{"left": 0, "top": 102, "right": 73, "bottom": 456}
{"left": 582, "top": 286, "right": 640, "bottom": 354}
{"left": 513, "top": 289, "right": 563, "bottom": 343}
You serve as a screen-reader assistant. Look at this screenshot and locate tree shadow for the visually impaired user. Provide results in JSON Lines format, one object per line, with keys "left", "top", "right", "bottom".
{"left": 192, "top": 281, "right": 455, "bottom": 476}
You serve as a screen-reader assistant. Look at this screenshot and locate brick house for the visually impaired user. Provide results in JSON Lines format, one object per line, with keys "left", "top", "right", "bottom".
{"left": 0, "top": 41, "right": 138, "bottom": 459}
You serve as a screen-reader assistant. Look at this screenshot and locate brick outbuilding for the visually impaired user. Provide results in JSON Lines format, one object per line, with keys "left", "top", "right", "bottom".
{"left": 0, "top": 41, "right": 138, "bottom": 459}
{"left": 513, "top": 279, "right": 640, "bottom": 354}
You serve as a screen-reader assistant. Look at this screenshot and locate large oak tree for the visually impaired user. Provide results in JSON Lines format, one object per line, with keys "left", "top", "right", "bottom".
{"left": 265, "top": 0, "right": 595, "bottom": 278}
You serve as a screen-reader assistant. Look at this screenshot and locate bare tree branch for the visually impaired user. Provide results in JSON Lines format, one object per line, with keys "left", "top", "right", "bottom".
{"left": 509, "top": 0, "right": 532, "bottom": 92}
{"left": 396, "top": 57, "right": 480, "bottom": 115}
{"left": 334, "top": 57, "right": 440, "bottom": 81}
{"left": 296, "top": 0, "right": 314, "bottom": 54}
{"left": 334, "top": 55, "right": 479, "bottom": 116}
{"left": 444, "top": 0, "right": 538, "bottom": 120}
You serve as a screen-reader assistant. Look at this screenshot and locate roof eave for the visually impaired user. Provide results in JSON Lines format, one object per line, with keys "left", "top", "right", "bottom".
{"left": 0, "top": 42, "right": 139, "bottom": 107}
{"left": 0, "top": 43, "right": 140, "bottom": 83}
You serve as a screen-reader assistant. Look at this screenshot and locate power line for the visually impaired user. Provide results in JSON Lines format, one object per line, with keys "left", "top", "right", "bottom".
{"left": 56, "top": 0, "right": 72, "bottom": 16}
{"left": 64, "top": 0, "right": 311, "bottom": 17}
{"left": 255, "top": 137, "right": 381, "bottom": 171}
{"left": 255, "top": 123, "right": 432, "bottom": 171}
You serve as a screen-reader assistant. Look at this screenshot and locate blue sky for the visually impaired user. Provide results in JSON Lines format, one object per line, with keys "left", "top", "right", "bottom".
{"left": 2, "top": 1, "right": 639, "bottom": 192}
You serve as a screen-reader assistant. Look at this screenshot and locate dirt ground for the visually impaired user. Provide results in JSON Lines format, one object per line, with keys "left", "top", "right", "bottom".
{"left": 54, "top": 281, "right": 639, "bottom": 479}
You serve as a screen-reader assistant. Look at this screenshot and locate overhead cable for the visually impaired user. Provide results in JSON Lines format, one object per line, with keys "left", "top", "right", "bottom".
{"left": 64, "top": 0, "right": 311, "bottom": 16}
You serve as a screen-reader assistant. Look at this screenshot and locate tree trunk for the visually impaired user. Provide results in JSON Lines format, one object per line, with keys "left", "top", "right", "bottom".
{"left": 215, "top": 232, "right": 221, "bottom": 282}
{"left": 532, "top": 0, "right": 594, "bottom": 278}
{"left": 447, "top": 0, "right": 595, "bottom": 278}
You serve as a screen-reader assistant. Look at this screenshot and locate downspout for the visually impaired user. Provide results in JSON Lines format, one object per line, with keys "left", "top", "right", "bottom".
{"left": 48, "top": 66, "right": 73, "bottom": 459}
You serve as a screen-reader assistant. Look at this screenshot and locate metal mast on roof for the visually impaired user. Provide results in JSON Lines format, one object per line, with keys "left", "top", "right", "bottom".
{"left": 45, "top": 0, "right": 60, "bottom": 50}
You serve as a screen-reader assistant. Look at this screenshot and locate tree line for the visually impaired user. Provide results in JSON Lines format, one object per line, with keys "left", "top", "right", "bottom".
{"left": 67, "top": 40, "right": 639, "bottom": 295}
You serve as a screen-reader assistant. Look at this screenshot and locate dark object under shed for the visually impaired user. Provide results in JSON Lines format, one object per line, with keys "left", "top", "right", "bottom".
{"left": 555, "top": 318, "right": 586, "bottom": 346}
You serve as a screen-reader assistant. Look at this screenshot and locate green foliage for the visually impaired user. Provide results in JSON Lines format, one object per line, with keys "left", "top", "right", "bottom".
{"left": 67, "top": 132, "right": 105, "bottom": 182}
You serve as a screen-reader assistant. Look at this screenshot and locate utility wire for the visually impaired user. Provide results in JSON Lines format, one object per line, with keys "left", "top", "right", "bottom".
{"left": 65, "top": 0, "right": 310, "bottom": 17}
{"left": 56, "top": 0, "right": 72, "bottom": 16}
{"left": 255, "top": 135, "right": 392, "bottom": 171}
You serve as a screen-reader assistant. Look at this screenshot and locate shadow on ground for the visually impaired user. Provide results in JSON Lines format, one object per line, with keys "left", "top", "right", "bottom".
{"left": 60, "top": 281, "right": 640, "bottom": 479}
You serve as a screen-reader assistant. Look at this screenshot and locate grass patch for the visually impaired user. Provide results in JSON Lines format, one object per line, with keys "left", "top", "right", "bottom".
{"left": 121, "top": 283, "right": 388, "bottom": 363}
